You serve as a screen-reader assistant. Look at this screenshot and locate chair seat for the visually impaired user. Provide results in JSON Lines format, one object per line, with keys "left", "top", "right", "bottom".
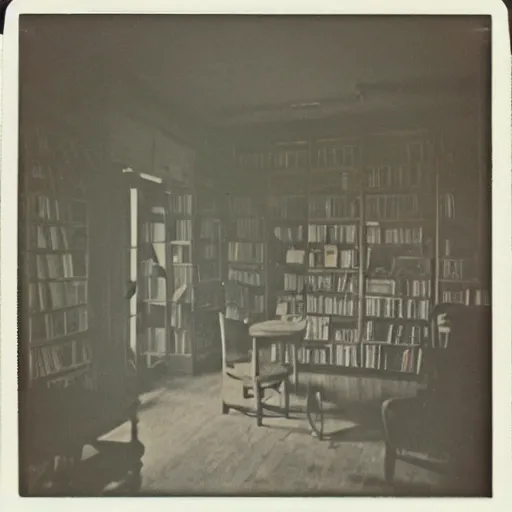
{"left": 226, "top": 361, "right": 292, "bottom": 387}
{"left": 225, "top": 351, "right": 251, "bottom": 366}
{"left": 249, "top": 318, "right": 307, "bottom": 339}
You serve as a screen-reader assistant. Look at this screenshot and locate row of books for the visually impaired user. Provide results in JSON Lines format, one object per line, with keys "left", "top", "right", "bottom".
{"left": 29, "top": 338, "right": 92, "bottom": 379}
{"left": 168, "top": 193, "right": 193, "bottom": 215}
{"left": 144, "top": 327, "right": 167, "bottom": 354}
{"left": 366, "top": 278, "right": 431, "bottom": 298}
{"left": 142, "top": 222, "right": 166, "bottom": 243}
{"left": 296, "top": 344, "right": 422, "bottom": 373}
{"left": 140, "top": 275, "right": 167, "bottom": 302}
{"left": 365, "top": 194, "right": 421, "bottom": 220}
{"left": 307, "top": 273, "right": 358, "bottom": 293}
{"left": 366, "top": 164, "right": 422, "bottom": 189}
{"left": 228, "top": 242, "right": 265, "bottom": 264}
{"left": 232, "top": 218, "right": 262, "bottom": 240}
{"left": 365, "top": 321, "right": 429, "bottom": 345}
{"left": 365, "top": 297, "right": 430, "bottom": 320}
{"left": 308, "top": 247, "right": 358, "bottom": 269}
{"left": 440, "top": 287, "right": 490, "bottom": 306}
{"left": 172, "top": 265, "right": 195, "bottom": 303}
{"left": 315, "top": 143, "right": 358, "bottom": 169}
{"left": 171, "top": 329, "right": 192, "bottom": 355}
{"left": 29, "top": 305, "right": 88, "bottom": 343}
{"left": 200, "top": 218, "right": 220, "bottom": 240}
{"left": 273, "top": 225, "right": 304, "bottom": 243}
{"left": 309, "top": 196, "right": 359, "bottom": 219}
{"left": 307, "top": 294, "right": 358, "bottom": 316}
{"left": 32, "top": 225, "right": 87, "bottom": 252}
{"left": 238, "top": 147, "right": 309, "bottom": 171}
{"left": 440, "top": 193, "right": 456, "bottom": 219}
{"left": 225, "top": 281, "right": 265, "bottom": 314}
{"left": 440, "top": 258, "right": 469, "bottom": 280}
{"left": 28, "top": 280, "right": 87, "bottom": 312}
{"left": 333, "top": 345, "right": 359, "bottom": 368}
{"left": 441, "top": 239, "right": 454, "bottom": 258}
{"left": 228, "top": 268, "right": 263, "bottom": 287}
{"left": 283, "top": 273, "right": 305, "bottom": 293}
{"left": 276, "top": 295, "right": 305, "bottom": 317}
{"left": 230, "top": 197, "right": 259, "bottom": 217}
{"left": 362, "top": 345, "right": 421, "bottom": 373}
{"left": 35, "top": 253, "right": 87, "bottom": 279}
{"left": 308, "top": 224, "right": 357, "bottom": 244}
{"left": 366, "top": 225, "right": 424, "bottom": 245}
{"left": 171, "top": 244, "right": 191, "bottom": 264}
{"left": 305, "top": 315, "right": 331, "bottom": 341}
{"left": 333, "top": 326, "right": 359, "bottom": 343}
{"left": 237, "top": 143, "right": 359, "bottom": 172}
{"left": 297, "top": 347, "right": 330, "bottom": 366}
{"left": 268, "top": 197, "right": 306, "bottom": 220}
{"left": 173, "top": 219, "right": 193, "bottom": 241}
{"left": 32, "top": 195, "right": 87, "bottom": 224}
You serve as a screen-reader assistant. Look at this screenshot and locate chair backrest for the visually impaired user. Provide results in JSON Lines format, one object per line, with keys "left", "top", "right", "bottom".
{"left": 218, "top": 312, "right": 251, "bottom": 373}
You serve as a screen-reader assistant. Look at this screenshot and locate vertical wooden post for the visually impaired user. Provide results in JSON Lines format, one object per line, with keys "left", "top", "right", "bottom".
{"left": 357, "top": 139, "right": 366, "bottom": 359}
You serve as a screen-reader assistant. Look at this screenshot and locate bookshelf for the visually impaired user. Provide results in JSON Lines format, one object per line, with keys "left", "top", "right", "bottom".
{"left": 21, "top": 126, "right": 94, "bottom": 390}
{"left": 138, "top": 186, "right": 170, "bottom": 369}
{"left": 167, "top": 187, "right": 196, "bottom": 374}
{"left": 224, "top": 151, "right": 268, "bottom": 322}
{"left": 232, "top": 130, "right": 489, "bottom": 380}
{"left": 434, "top": 148, "right": 490, "bottom": 349}
{"left": 302, "top": 138, "right": 363, "bottom": 370}
{"left": 361, "top": 133, "right": 436, "bottom": 377}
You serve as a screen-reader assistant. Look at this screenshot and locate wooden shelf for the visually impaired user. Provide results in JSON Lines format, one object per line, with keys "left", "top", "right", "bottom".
{"left": 30, "top": 330, "right": 89, "bottom": 348}
{"left": 37, "top": 361, "right": 92, "bottom": 382}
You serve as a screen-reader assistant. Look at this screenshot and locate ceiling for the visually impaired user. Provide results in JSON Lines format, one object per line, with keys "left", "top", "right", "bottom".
{"left": 22, "top": 14, "right": 490, "bottom": 126}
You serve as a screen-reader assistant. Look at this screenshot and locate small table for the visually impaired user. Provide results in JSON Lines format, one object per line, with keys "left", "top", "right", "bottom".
{"left": 248, "top": 317, "right": 307, "bottom": 391}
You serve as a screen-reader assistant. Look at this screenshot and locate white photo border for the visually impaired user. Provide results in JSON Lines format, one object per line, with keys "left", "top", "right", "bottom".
{"left": 1, "top": 0, "right": 511, "bottom": 510}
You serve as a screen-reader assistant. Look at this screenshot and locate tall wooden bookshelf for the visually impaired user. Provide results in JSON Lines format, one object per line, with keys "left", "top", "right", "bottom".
{"left": 224, "top": 152, "right": 268, "bottom": 323}
{"left": 21, "top": 126, "right": 94, "bottom": 390}
{"left": 129, "top": 172, "right": 224, "bottom": 376}
{"left": 232, "top": 129, "right": 490, "bottom": 380}
{"left": 361, "top": 132, "right": 436, "bottom": 376}
{"left": 303, "top": 138, "right": 363, "bottom": 369}
{"left": 435, "top": 146, "right": 490, "bottom": 349}
{"left": 166, "top": 187, "right": 196, "bottom": 374}
{"left": 137, "top": 184, "right": 170, "bottom": 370}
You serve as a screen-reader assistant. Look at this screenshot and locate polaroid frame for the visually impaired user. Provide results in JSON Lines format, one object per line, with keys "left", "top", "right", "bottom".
{"left": 1, "top": 0, "right": 511, "bottom": 510}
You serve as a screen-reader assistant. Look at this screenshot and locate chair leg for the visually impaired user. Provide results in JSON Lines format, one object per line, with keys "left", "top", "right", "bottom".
{"left": 283, "top": 379, "right": 290, "bottom": 419}
{"left": 222, "top": 401, "right": 230, "bottom": 415}
{"left": 255, "top": 384, "right": 263, "bottom": 427}
{"left": 384, "top": 443, "right": 397, "bottom": 484}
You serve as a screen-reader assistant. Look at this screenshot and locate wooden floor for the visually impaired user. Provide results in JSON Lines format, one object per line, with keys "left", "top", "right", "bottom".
{"left": 77, "top": 371, "right": 445, "bottom": 496}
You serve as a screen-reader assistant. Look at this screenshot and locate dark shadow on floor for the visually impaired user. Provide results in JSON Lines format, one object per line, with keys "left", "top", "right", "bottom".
{"left": 70, "top": 440, "right": 145, "bottom": 497}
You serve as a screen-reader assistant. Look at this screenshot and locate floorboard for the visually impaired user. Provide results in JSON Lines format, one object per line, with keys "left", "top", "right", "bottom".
{"left": 82, "top": 371, "right": 445, "bottom": 496}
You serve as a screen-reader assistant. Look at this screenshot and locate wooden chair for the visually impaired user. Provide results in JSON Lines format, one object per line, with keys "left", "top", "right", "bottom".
{"left": 381, "top": 304, "right": 491, "bottom": 494}
{"left": 219, "top": 313, "right": 306, "bottom": 426}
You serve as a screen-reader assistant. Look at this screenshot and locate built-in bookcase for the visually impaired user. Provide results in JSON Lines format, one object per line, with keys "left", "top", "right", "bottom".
{"left": 127, "top": 172, "right": 224, "bottom": 376}
{"left": 166, "top": 188, "right": 196, "bottom": 374}
{"left": 21, "top": 126, "right": 94, "bottom": 389}
{"left": 232, "top": 130, "right": 489, "bottom": 380}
